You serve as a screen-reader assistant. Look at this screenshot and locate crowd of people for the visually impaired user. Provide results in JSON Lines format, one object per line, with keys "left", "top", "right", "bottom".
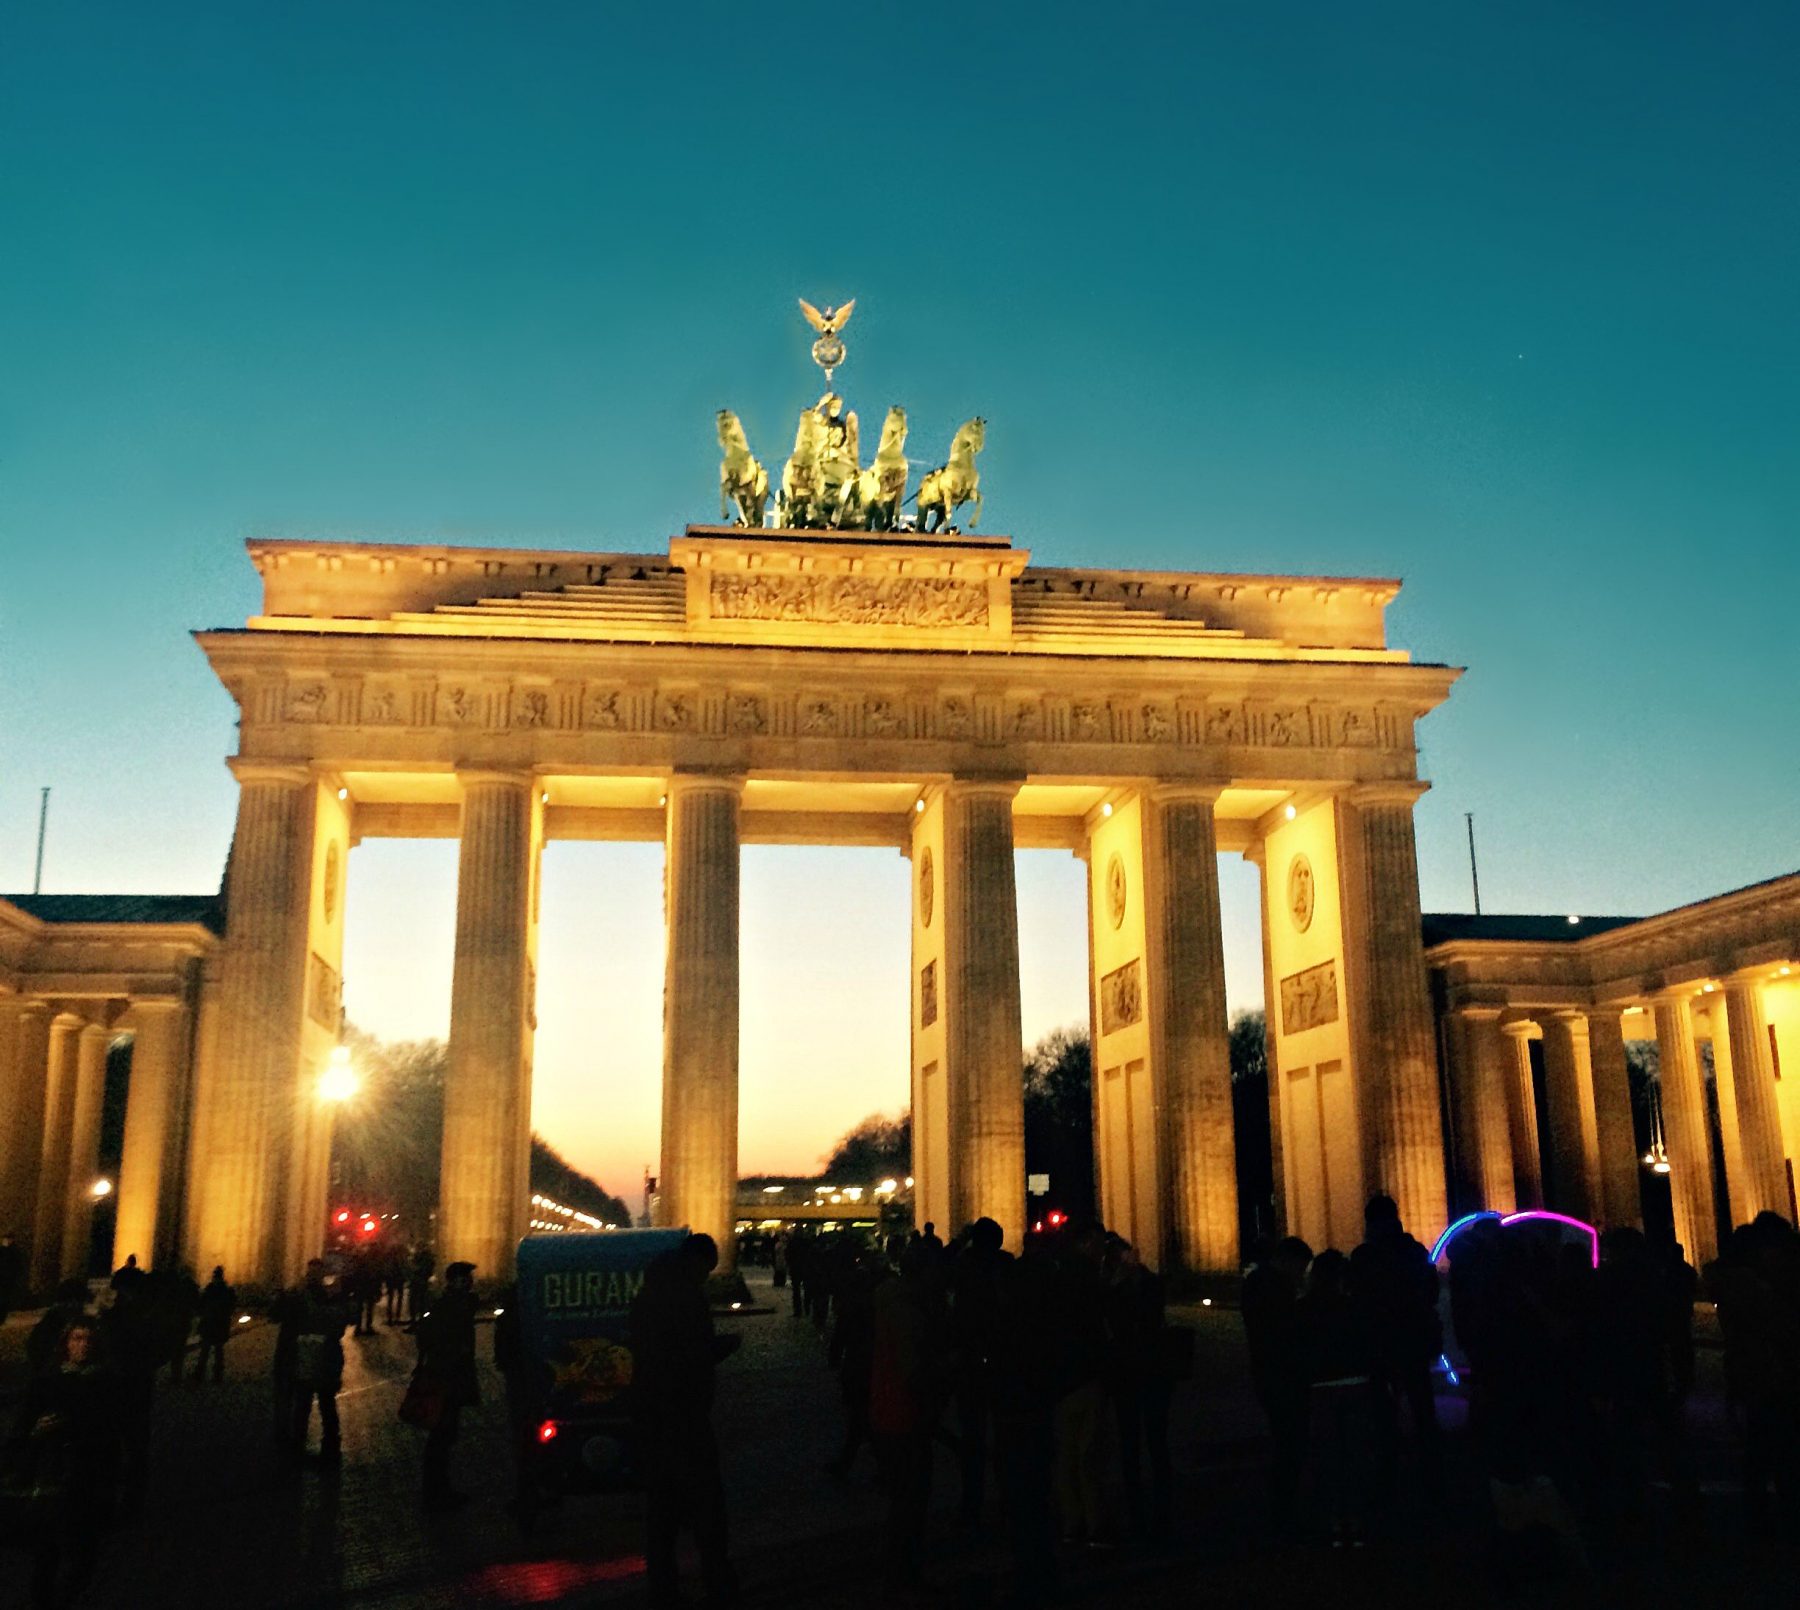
{"left": 5, "top": 1201, "right": 1799, "bottom": 1606}
{"left": 768, "top": 1214, "right": 1183, "bottom": 1601}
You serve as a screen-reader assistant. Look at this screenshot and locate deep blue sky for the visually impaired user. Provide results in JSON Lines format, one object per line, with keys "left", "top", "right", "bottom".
{"left": 3, "top": 4, "right": 1795, "bottom": 1185}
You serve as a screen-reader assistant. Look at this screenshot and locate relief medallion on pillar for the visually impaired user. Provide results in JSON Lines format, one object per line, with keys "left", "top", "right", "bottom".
{"left": 321, "top": 842, "right": 341, "bottom": 923}
{"left": 920, "top": 960, "right": 938, "bottom": 1028}
{"left": 1105, "top": 853, "right": 1128, "bottom": 930}
{"left": 1287, "top": 855, "right": 1316, "bottom": 933}
{"left": 918, "top": 849, "right": 934, "bottom": 928}
{"left": 1100, "top": 959, "right": 1143, "bottom": 1034}
{"left": 306, "top": 953, "right": 343, "bottom": 1029}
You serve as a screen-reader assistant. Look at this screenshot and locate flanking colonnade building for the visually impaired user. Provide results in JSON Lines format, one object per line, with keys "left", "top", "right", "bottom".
{"left": 2, "top": 525, "right": 1795, "bottom": 1288}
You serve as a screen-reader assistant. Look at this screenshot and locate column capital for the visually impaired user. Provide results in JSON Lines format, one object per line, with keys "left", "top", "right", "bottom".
{"left": 1450, "top": 1003, "right": 1505, "bottom": 1023}
{"left": 1146, "top": 781, "right": 1227, "bottom": 808}
{"left": 664, "top": 770, "right": 746, "bottom": 801}
{"left": 454, "top": 768, "right": 536, "bottom": 791}
{"left": 1547, "top": 1007, "right": 1591, "bottom": 1032}
{"left": 227, "top": 759, "right": 312, "bottom": 788}
{"left": 1499, "top": 1017, "right": 1538, "bottom": 1040}
{"left": 945, "top": 776, "right": 1023, "bottom": 803}
{"left": 119, "top": 997, "right": 186, "bottom": 1028}
{"left": 1346, "top": 780, "right": 1430, "bottom": 809}
{"left": 1724, "top": 964, "right": 1785, "bottom": 990}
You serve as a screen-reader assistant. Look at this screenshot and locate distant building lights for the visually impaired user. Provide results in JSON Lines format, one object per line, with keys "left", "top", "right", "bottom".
{"left": 762, "top": 1185, "right": 785, "bottom": 1194}
{"left": 1566, "top": 914, "right": 1580, "bottom": 925}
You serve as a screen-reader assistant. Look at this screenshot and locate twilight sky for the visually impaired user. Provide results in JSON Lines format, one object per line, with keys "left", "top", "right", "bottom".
{"left": 3, "top": 4, "right": 1795, "bottom": 1202}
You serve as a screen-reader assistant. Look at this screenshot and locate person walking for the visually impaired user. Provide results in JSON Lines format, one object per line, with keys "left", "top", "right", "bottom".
{"left": 192, "top": 1267, "right": 235, "bottom": 1383}
{"left": 407, "top": 1245, "right": 435, "bottom": 1326}
{"left": 629, "top": 1233, "right": 741, "bottom": 1610}
{"left": 288, "top": 1259, "right": 348, "bottom": 1464}
{"left": 869, "top": 1240, "right": 948, "bottom": 1586}
{"left": 0, "top": 1231, "right": 25, "bottom": 1326}
{"left": 414, "top": 1259, "right": 480, "bottom": 1510}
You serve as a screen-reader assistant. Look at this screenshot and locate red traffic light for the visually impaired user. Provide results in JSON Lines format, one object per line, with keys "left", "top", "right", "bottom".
{"left": 335, "top": 1210, "right": 350, "bottom": 1224}
{"left": 537, "top": 1420, "right": 558, "bottom": 1444}
{"left": 360, "top": 1219, "right": 377, "bottom": 1235}
{"left": 1048, "top": 1211, "right": 1067, "bottom": 1227}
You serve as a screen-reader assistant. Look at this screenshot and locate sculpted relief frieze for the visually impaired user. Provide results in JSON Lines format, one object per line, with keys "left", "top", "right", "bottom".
{"left": 708, "top": 572, "right": 990, "bottom": 629}
{"left": 256, "top": 673, "right": 1411, "bottom": 760}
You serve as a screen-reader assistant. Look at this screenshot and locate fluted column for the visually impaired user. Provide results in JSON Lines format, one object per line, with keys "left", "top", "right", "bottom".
{"left": 1653, "top": 992, "right": 1717, "bottom": 1266}
{"left": 1541, "top": 1012, "right": 1599, "bottom": 1223}
{"left": 1721, "top": 973, "right": 1788, "bottom": 1222}
{"left": 60, "top": 1024, "right": 112, "bottom": 1280}
{"left": 191, "top": 764, "right": 315, "bottom": 1285}
{"left": 1342, "top": 786, "right": 1447, "bottom": 1237}
{"left": 1144, "top": 786, "right": 1237, "bottom": 1273}
{"left": 943, "top": 780, "right": 1026, "bottom": 1244}
{"left": 1586, "top": 1008, "right": 1642, "bottom": 1228}
{"left": 1446, "top": 1007, "right": 1517, "bottom": 1214}
{"left": 30, "top": 1014, "right": 85, "bottom": 1290}
{"left": 112, "top": 1000, "right": 191, "bottom": 1269}
{"left": 1500, "top": 1021, "right": 1544, "bottom": 1210}
{"left": 0, "top": 1001, "right": 51, "bottom": 1253}
{"left": 441, "top": 771, "right": 540, "bottom": 1280}
{"left": 658, "top": 773, "right": 743, "bottom": 1271}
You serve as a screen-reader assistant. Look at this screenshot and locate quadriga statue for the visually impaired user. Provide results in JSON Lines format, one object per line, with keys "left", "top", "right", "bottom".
{"left": 835, "top": 406, "right": 908, "bottom": 531}
{"left": 778, "top": 406, "right": 827, "bottom": 528}
{"left": 916, "top": 417, "right": 985, "bottom": 533}
{"left": 716, "top": 409, "right": 769, "bottom": 528}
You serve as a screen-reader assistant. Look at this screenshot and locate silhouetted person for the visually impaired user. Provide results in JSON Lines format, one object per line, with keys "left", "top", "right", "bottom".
{"left": 1243, "top": 1235, "right": 1313, "bottom": 1531}
{"left": 288, "top": 1258, "right": 348, "bottom": 1463}
{"left": 407, "top": 1244, "right": 435, "bottom": 1325}
{"left": 99, "top": 1270, "right": 159, "bottom": 1517}
{"left": 948, "top": 1216, "right": 1010, "bottom": 1528}
{"left": 383, "top": 1244, "right": 407, "bottom": 1324}
{"left": 27, "top": 1280, "right": 92, "bottom": 1378}
{"left": 193, "top": 1266, "right": 235, "bottom": 1383}
{"left": 0, "top": 1231, "right": 24, "bottom": 1325}
{"left": 1052, "top": 1223, "right": 1117, "bottom": 1547}
{"left": 415, "top": 1259, "right": 480, "bottom": 1510}
{"left": 1104, "top": 1234, "right": 1175, "bottom": 1542}
{"left": 1351, "top": 1193, "right": 1442, "bottom": 1506}
{"left": 4, "top": 1319, "right": 121, "bottom": 1609}
{"left": 155, "top": 1266, "right": 201, "bottom": 1383}
{"left": 630, "top": 1233, "right": 740, "bottom": 1610}
{"left": 1302, "top": 1248, "right": 1376, "bottom": 1547}
{"left": 991, "top": 1234, "right": 1061, "bottom": 1606}
{"left": 109, "top": 1254, "right": 144, "bottom": 1298}
{"left": 1707, "top": 1215, "right": 1800, "bottom": 1530}
{"left": 869, "top": 1240, "right": 948, "bottom": 1585}
{"left": 918, "top": 1221, "right": 944, "bottom": 1260}
{"left": 826, "top": 1242, "right": 886, "bottom": 1477}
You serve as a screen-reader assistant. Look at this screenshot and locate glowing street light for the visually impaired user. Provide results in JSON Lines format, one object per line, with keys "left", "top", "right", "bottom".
{"left": 89, "top": 1177, "right": 112, "bottom": 1199}
{"left": 317, "top": 1044, "right": 359, "bottom": 1104}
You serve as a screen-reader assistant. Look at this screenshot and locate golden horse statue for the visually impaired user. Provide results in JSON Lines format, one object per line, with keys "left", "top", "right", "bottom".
{"left": 835, "top": 406, "right": 909, "bottom": 530}
{"left": 716, "top": 409, "right": 768, "bottom": 527}
{"left": 778, "top": 406, "right": 827, "bottom": 528}
{"left": 916, "top": 417, "right": 985, "bottom": 532}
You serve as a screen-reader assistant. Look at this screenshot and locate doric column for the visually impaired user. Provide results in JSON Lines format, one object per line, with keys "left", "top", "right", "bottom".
{"left": 441, "top": 771, "right": 541, "bottom": 1281}
{"left": 658, "top": 773, "right": 743, "bottom": 1270}
{"left": 1541, "top": 1012, "right": 1599, "bottom": 1223}
{"left": 30, "top": 1013, "right": 85, "bottom": 1291}
{"left": 943, "top": 780, "right": 1026, "bottom": 1243}
{"left": 1586, "top": 1008, "right": 1642, "bottom": 1229}
{"left": 1500, "top": 1021, "right": 1544, "bottom": 1210}
{"left": 1144, "top": 786, "right": 1237, "bottom": 1274}
{"left": 112, "top": 1000, "right": 192, "bottom": 1270}
{"left": 1446, "top": 1007, "right": 1516, "bottom": 1215}
{"left": 1652, "top": 992, "right": 1717, "bottom": 1266}
{"left": 1341, "top": 786, "right": 1447, "bottom": 1237}
{"left": 59, "top": 1023, "right": 113, "bottom": 1281}
{"left": 190, "top": 763, "right": 316, "bottom": 1286}
{"left": 1243, "top": 842, "right": 1286, "bottom": 1236}
{"left": 0, "top": 1000, "right": 51, "bottom": 1252}
{"left": 1720, "top": 973, "right": 1788, "bottom": 1222}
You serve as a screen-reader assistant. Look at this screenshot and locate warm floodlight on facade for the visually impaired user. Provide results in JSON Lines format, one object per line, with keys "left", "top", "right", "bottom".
{"left": 1284, "top": 804, "right": 1297, "bottom": 820}
{"left": 337, "top": 787, "right": 348, "bottom": 801}
{"left": 914, "top": 798, "right": 925, "bottom": 813}
{"left": 1101, "top": 801, "right": 1113, "bottom": 817}
{"left": 317, "top": 1044, "right": 359, "bottom": 1104}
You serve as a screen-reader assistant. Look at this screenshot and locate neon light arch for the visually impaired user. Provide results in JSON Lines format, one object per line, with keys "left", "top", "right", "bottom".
{"left": 1429, "top": 1208, "right": 1599, "bottom": 1270}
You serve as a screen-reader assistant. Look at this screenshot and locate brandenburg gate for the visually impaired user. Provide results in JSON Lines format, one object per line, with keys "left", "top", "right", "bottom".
{"left": 175, "top": 514, "right": 1457, "bottom": 1284}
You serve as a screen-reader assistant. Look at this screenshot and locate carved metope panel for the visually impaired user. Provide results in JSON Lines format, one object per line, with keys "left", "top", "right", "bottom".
{"left": 709, "top": 573, "right": 989, "bottom": 628}
{"left": 306, "top": 953, "right": 343, "bottom": 1029}
{"left": 1100, "top": 959, "right": 1144, "bottom": 1035}
{"left": 1279, "top": 959, "right": 1339, "bottom": 1036}
{"left": 920, "top": 959, "right": 939, "bottom": 1028}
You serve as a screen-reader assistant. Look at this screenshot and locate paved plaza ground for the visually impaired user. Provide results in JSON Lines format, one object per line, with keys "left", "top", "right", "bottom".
{"left": 1, "top": 1270, "right": 1793, "bottom": 1609}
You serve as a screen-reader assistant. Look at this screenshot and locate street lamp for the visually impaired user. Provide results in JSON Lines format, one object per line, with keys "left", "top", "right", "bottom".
{"left": 89, "top": 1177, "right": 112, "bottom": 1199}
{"left": 317, "top": 1044, "right": 359, "bottom": 1104}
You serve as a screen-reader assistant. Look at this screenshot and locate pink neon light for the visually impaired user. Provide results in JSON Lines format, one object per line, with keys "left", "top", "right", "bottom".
{"left": 1499, "top": 1209, "right": 1600, "bottom": 1269}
